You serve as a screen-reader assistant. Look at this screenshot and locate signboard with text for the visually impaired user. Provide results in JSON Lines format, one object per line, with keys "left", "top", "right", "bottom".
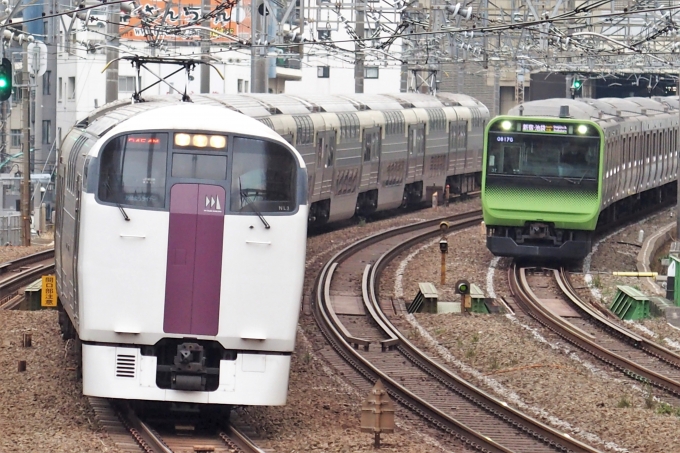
{"left": 120, "top": 0, "right": 250, "bottom": 43}
{"left": 41, "top": 275, "right": 56, "bottom": 307}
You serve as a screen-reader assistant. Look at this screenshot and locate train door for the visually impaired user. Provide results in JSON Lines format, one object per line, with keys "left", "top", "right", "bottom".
{"left": 313, "top": 134, "right": 324, "bottom": 197}
{"left": 459, "top": 121, "right": 469, "bottom": 172}
{"left": 651, "top": 131, "right": 658, "bottom": 185}
{"left": 360, "top": 127, "right": 381, "bottom": 186}
{"left": 164, "top": 184, "right": 225, "bottom": 336}
{"left": 447, "top": 121, "right": 458, "bottom": 174}
{"left": 72, "top": 175, "right": 81, "bottom": 317}
{"left": 406, "top": 124, "right": 425, "bottom": 182}
{"left": 320, "top": 130, "right": 336, "bottom": 196}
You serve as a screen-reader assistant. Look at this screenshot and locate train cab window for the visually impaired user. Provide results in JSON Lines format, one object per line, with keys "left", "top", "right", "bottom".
{"left": 230, "top": 137, "right": 296, "bottom": 213}
{"left": 98, "top": 133, "right": 168, "bottom": 208}
{"left": 172, "top": 154, "right": 227, "bottom": 180}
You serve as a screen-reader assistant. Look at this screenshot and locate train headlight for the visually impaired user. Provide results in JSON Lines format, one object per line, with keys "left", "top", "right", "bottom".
{"left": 175, "top": 133, "right": 191, "bottom": 147}
{"left": 577, "top": 124, "right": 588, "bottom": 134}
{"left": 500, "top": 120, "right": 512, "bottom": 131}
{"left": 210, "top": 135, "right": 226, "bottom": 148}
{"left": 192, "top": 135, "right": 209, "bottom": 147}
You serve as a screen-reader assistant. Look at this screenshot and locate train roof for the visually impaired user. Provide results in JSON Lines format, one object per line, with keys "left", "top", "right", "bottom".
{"left": 76, "top": 92, "right": 487, "bottom": 137}
{"left": 507, "top": 96, "right": 678, "bottom": 122}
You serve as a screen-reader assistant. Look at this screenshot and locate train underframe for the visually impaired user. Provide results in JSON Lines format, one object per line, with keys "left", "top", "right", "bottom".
{"left": 308, "top": 172, "right": 481, "bottom": 226}
{"left": 486, "top": 181, "right": 677, "bottom": 261}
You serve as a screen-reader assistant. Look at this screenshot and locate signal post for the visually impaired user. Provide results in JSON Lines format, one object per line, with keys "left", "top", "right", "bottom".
{"left": 21, "top": 41, "right": 30, "bottom": 245}
{"left": 439, "top": 222, "right": 449, "bottom": 285}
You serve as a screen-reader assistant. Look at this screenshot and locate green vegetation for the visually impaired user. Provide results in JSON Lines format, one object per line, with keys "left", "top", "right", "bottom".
{"left": 592, "top": 275, "right": 602, "bottom": 289}
{"left": 644, "top": 384, "right": 655, "bottom": 410}
{"left": 616, "top": 395, "right": 631, "bottom": 408}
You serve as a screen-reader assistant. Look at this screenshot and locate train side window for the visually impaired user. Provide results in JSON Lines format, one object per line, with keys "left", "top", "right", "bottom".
{"left": 326, "top": 136, "right": 335, "bottom": 168}
{"left": 317, "top": 136, "right": 324, "bottom": 167}
{"left": 98, "top": 133, "right": 168, "bottom": 208}
{"left": 230, "top": 137, "right": 296, "bottom": 213}
{"left": 363, "top": 131, "right": 372, "bottom": 162}
{"left": 448, "top": 122, "right": 458, "bottom": 151}
{"left": 363, "top": 129, "right": 380, "bottom": 162}
{"left": 459, "top": 121, "right": 468, "bottom": 149}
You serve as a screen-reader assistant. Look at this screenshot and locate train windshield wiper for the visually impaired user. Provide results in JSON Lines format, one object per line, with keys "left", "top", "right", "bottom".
{"left": 530, "top": 173, "right": 553, "bottom": 183}
{"left": 563, "top": 171, "right": 589, "bottom": 185}
{"left": 239, "top": 180, "right": 271, "bottom": 229}
{"left": 105, "top": 182, "right": 130, "bottom": 221}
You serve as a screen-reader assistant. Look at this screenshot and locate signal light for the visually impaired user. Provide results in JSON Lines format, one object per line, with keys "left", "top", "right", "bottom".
{"left": 0, "top": 58, "right": 12, "bottom": 102}
{"left": 455, "top": 279, "right": 470, "bottom": 295}
{"left": 571, "top": 79, "right": 583, "bottom": 90}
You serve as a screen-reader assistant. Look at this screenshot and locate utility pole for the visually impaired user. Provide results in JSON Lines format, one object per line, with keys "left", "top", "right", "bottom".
{"left": 105, "top": 3, "right": 119, "bottom": 103}
{"left": 250, "top": 0, "right": 268, "bottom": 93}
{"left": 200, "top": 0, "right": 211, "bottom": 93}
{"left": 1, "top": 42, "right": 6, "bottom": 162}
{"left": 21, "top": 41, "right": 30, "bottom": 246}
{"left": 354, "top": 0, "right": 364, "bottom": 93}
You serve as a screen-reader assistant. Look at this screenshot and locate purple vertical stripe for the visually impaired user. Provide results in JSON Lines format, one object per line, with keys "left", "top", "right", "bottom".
{"left": 191, "top": 185, "right": 225, "bottom": 335}
{"left": 164, "top": 184, "right": 224, "bottom": 336}
{"left": 164, "top": 184, "right": 199, "bottom": 334}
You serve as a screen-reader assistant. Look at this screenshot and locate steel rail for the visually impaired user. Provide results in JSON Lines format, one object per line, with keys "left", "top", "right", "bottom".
{"left": 314, "top": 211, "right": 513, "bottom": 453}
{"left": 558, "top": 269, "right": 680, "bottom": 370}
{"left": 314, "top": 210, "right": 602, "bottom": 452}
{"left": 365, "top": 237, "right": 599, "bottom": 452}
{"left": 510, "top": 264, "right": 680, "bottom": 397}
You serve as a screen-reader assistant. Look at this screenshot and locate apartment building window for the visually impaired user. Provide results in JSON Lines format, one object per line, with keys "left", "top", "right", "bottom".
{"left": 244, "top": 80, "right": 249, "bottom": 92}
{"left": 237, "top": 79, "right": 243, "bottom": 93}
{"left": 119, "top": 76, "right": 138, "bottom": 92}
{"left": 10, "top": 129, "right": 20, "bottom": 148}
{"left": 364, "top": 66, "right": 379, "bottom": 79}
{"left": 43, "top": 71, "right": 51, "bottom": 95}
{"left": 58, "top": 77, "right": 62, "bottom": 101}
{"left": 42, "top": 120, "right": 51, "bottom": 144}
{"left": 317, "top": 66, "right": 330, "bottom": 78}
{"left": 67, "top": 77, "right": 76, "bottom": 100}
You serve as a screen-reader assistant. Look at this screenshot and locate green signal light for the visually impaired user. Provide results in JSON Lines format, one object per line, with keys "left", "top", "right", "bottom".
{"left": 572, "top": 79, "right": 583, "bottom": 89}
{"left": 0, "top": 80, "right": 7, "bottom": 88}
{"left": 459, "top": 284, "right": 468, "bottom": 292}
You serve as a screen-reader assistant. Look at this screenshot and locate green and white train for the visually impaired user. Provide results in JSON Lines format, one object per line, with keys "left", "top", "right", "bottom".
{"left": 482, "top": 96, "right": 679, "bottom": 260}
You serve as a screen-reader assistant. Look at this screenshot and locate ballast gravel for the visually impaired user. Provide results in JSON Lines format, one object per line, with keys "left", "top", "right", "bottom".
{"left": 6, "top": 203, "right": 679, "bottom": 453}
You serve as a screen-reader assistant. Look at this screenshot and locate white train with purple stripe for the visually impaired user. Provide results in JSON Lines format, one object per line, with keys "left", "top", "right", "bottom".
{"left": 55, "top": 97, "right": 308, "bottom": 406}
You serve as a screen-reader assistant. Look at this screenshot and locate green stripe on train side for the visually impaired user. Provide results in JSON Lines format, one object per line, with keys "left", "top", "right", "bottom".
{"left": 483, "top": 186, "right": 600, "bottom": 229}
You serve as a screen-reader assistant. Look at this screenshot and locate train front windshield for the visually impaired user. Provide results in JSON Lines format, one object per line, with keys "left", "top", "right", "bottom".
{"left": 486, "top": 122, "right": 600, "bottom": 188}
{"left": 97, "top": 131, "right": 298, "bottom": 213}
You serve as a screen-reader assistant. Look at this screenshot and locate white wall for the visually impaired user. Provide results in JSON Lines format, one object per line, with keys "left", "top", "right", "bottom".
{"left": 285, "top": 64, "right": 401, "bottom": 95}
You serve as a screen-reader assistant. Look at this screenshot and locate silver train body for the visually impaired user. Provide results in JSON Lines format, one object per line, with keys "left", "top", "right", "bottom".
{"left": 191, "top": 92, "right": 489, "bottom": 223}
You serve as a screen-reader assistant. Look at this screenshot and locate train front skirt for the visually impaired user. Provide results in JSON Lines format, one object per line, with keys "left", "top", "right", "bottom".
{"left": 82, "top": 344, "right": 291, "bottom": 405}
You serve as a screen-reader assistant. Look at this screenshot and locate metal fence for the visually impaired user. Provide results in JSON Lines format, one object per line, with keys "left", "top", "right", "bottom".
{"left": 0, "top": 214, "right": 23, "bottom": 245}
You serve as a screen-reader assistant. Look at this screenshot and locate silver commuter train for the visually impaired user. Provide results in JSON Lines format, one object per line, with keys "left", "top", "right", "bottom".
{"left": 190, "top": 92, "right": 490, "bottom": 224}
{"left": 56, "top": 100, "right": 309, "bottom": 405}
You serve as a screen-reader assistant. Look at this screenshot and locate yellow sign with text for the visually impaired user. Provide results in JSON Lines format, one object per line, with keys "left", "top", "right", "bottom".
{"left": 41, "top": 275, "right": 56, "bottom": 307}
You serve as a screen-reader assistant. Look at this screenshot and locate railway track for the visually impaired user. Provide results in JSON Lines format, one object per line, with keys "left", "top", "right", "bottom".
{"left": 313, "top": 209, "right": 600, "bottom": 453}
{"left": 508, "top": 264, "right": 680, "bottom": 405}
{"left": 91, "top": 398, "right": 265, "bottom": 453}
{"left": 0, "top": 249, "right": 54, "bottom": 309}
{"left": 0, "top": 248, "right": 264, "bottom": 452}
